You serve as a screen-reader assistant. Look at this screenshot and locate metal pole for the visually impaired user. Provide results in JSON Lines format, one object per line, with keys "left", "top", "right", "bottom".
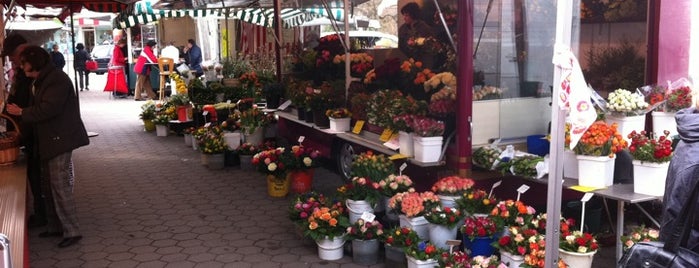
{"left": 70, "top": 3, "right": 78, "bottom": 96}
{"left": 343, "top": 0, "right": 349, "bottom": 104}
{"left": 273, "top": 0, "right": 283, "bottom": 82}
{"left": 456, "top": 0, "right": 474, "bottom": 177}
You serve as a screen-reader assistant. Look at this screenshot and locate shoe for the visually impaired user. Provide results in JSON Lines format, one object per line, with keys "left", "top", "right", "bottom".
{"left": 38, "top": 231, "right": 63, "bottom": 238}
{"left": 80, "top": 89, "right": 83, "bottom": 92}
{"left": 85, "top": 87, "right": 90, "bottom": 91}
{"left": 28, "top": 216, "right": 47, "bottom": 228}
{"left": 58, "top": 236, "right": 82, "bottom": 248}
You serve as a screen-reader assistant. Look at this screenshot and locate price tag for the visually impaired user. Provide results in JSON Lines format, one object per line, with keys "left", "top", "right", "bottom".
{"left": 379, "top": 129, "right": 394, "bottom": 142}
{"left": 581, "top": 193, "right": 594, "bottom": 202}
{"left": 277, "top": 100, "right": 292, "bottom": 111}
{"left": 352, "top": 120, "right": 365, "bottom": 134}
{"left": 360, "top": 212, "right": 376, "bottom": 222}
{"left": 383, "top": 134, "right": 400, "bottom": 150}
{"left": 388, "top": 154, "right": 408, "bottom": 160}
{"left": 202, "top": 111, "right": 209, "bottom": 116}
{"left": 517, "top": 184, "right": 530, "bottom": 194}
{"left": 204, "top": 122, "right": 211, "bottom": 128}
{"left": 226, "top": 100, "right": 231, "bottom": 104}
{"left": 488, "top": 180, "right": 502, "bottom": 199}
{"left": 298, "top": 136, "right": 305, "bottom": 144}
{"left": 399, "top": 163, "right": 407, "bottom": 174}
{"left": 445, "top": 240, "right": 461, "bottom": 246}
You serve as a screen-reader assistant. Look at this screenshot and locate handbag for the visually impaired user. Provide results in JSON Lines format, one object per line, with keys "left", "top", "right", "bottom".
{"left": 85, "top": 60, "right": 98, "bottom": 71}
{"left": 618, "top": 179, "right": 699, "bottom": 267}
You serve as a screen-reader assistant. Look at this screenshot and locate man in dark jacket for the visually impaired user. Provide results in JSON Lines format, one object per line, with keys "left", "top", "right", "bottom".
{"left": 50, "top": 44, "right": 65, "bottom": 69}
{"left": 660, "top": 104, "right": 699, "bottom": 253}
{"left": 6, "top": 46, "right": 90, "bottom": 248}
{"left": 184, "top": 39, "right": 203, "bottom": 77}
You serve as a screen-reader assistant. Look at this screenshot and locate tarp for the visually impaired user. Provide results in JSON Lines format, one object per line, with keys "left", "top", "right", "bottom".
{"left": 113, "top": 8, "right": 225, "bottom": 29}
{"left": 232, "top": 8, "right": 334, "bottom": 28}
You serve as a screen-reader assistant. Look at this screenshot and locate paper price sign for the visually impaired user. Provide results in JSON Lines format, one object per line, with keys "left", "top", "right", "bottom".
{"left": 298, "top": 136, "right": 305, "bottom": 144}
{"left": 399, "top": 163, "right": 407, "bottom": 175}
{"left": 516, "top": 184, "right": 530, "bottom": 202}
{"left": 204, "top": 122, "right": 211, "bottom": 128}
{"left": 226, "top": 100, "right": 231, "bottom": 104}
{"left": 379, "top": 129, "right": 394, "bottom": 142}
{"left": 352, "top": 120, "right": 365, "bottom": 134}
{"left": 581, "top": 193, "right": 594, "bottom": 202}
{"left": 489, "top": 180, "right": 502, "bottom": 199}
{"left": 202, "top": 111, "right": 209, "bottom": 116}
{"left": 360, "top": 212, "right": 376, "bottom": 223}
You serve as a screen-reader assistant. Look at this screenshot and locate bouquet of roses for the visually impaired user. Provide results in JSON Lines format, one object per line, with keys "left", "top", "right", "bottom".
{"left": 405, "top": 241, "right": 442, "bottom": 261}
{"left": 382, "top": 226, "right": 420, "bottom": 248}
{"left": 489, "top": 200, "right": 537, "bottom": 229}
{"left": 304, "top": 201, "right": 350, "bottom": 241}
{"left": 325, "top": 107, "right": 352, "bottom": 119}
{"left": 628, "top": 130, "right": 673, "bottom": 163}
{"left": 400, "top": 58, "right": 435, "bottom": 86}
{"left": 410, "top": 115, "right": 445, "bottom": 137}
{"left": 456, "top": 189, "right": 497, "bottom": 215}
{"left": 388, "top": 191, "right": 440, "bottom": 217}
{"left": 251, "top": 147, "right": 287, "bottom": 177}
{"left": 664, "top": 84, "right": 693, "bottom": 112}
{"left": 495, "top": 226, "right": 540, "bottom": 256}
{"left": 282, "top": 145, "right": 320, "bottom": 170}
{"left": 573, "top": 120, "right": 627, "bottom": 157}
{"left": 559, "top": 218, "right": 599, "bottom": 253}
{"left": 289, "top": 191, "right": 325, "bottom": 226}
{"left": 378, "top": 174, "right": 414, "bottom": 197}
{"left": 606, "top": 88, "right": 650, "bottom": 116}
{"left": 350, "top": 150, "right": 395, "bottom": 182}
{"left": 337, "top": 177, "right": 381, "bottom": 206}
{"left": 424, "top": 206, "right": 464, "bottom": 228}
{"left": 345, "top": 218, "right": 384, "bottom": 241}
{"left": 437, "top": 250, "right": 470, "bottom": 267}
{"left": 461, "top": 216, "right": 499, "bottom": 241}
{"left": 620, "top": 225, "right": 660, "bottom": 250}
{"left": 521, "top": 233, "right": 568, "bottom": 268}
{"left": 237, "top": 142, "right": 260, "bottom": 155}
{"left": 430, "top": 176, "right": 475, "bottom": 196}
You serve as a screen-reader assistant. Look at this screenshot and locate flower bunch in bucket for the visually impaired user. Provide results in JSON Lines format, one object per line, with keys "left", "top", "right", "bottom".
{"left": 494, "top": 226, "right": 540, "bottom": 256}
{"left": 378, "top": 174, "right": 414, "bottom": 198}
{"left": 236, "top": 142, "right": 260, "bottom": 156}
{"left": 282, "top": 145, "right": 320, "bottom": 170}
{"left": 350, "top": 150, "right": 395, "bottom": 182}
{"left": 462, "top": 216, "right": 499, "bottom": 241}
{"left": 304, "top": 201, "right": 350, "bottom": 241}
{"left": 620, "top": 225, "right": 660, "bottom": 251}
{"left": 521, "top": 233, "right": 569, "bottom": 268}
{"left": 573, "top": 120, "right": 627, "bottom": 157}
{"left": 410, "top": 116, "right": 445, "bottom": 137}
{"left": 405, "top": 241, "right": 442, "bottom": 261}
{"left": 559, "top": 218, "right": 599, "bottom": 253}
{"left": 436, "top": 250, "right": 469, "bottom": 268}
{"left": 388, "top": 191, "right": 440, "bottom": 217}
{"left": 628, "top": 130, "right": 673, "bottom": 163}
{"left": 337, "top": 177, "right": 381, "bottom": 206}
{"left": 345, "top": 218, "right": 384, "bottom": 240}
{"left": 606, "top": 88, "right": 650, "bottom": 116}
{"left": 196, "top": 126, "right": 226, "bottom": 154}
{"left": 456, "top": 189, "right": 497, "bottom": 215}
{"left": 289, "top": 191, "right": 326, "bottom": 227}
{"left": 424, "top": 206, "right": 464, "bottom": 228}
{"left": 489, "top": 200, "right": 536, "bottom": 229}
{"left": 325, "top": 107, "right": 352, "bottom": 119}
{"left": 381, "top": 226, "right": 420, "bottom": 248}
{"left": 664, "top": 84, "right": 693, "bottom": 112}
{"left": 430, "top": 176, "right": 475, "bottom": 196}
{"left": 251, "top": 147, "right": 287, "bottom": 177}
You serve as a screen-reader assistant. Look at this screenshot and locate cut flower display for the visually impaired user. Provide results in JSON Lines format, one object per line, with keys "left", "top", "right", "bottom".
{"left": 195, "top": 126, "right": 227, "bottom": 154}
{"left": 388, "top": 191, "right": 440, "bottom": 217}
{"left": 325, "top": 107, "right": 352, "bottom": 119}
{"left": 289, "top": 192, "right": 325, "bottom": 226}
{"left": 620, "top": 225, "right": 659, "bottom": 250}
{"left": 410, "top": 115, "right": 445, "bottom": 137}
{"left": 431, "top": 176, "right": 475, "bottom": 195}
{"left": 378, "top": 174, "right": 414, "bottom": 197}
{"left": 337, "top": 177, "right": 381, "bottom": 205}
{"left": 252, "top": 147, "right": 287, "bottom": 177}
{"left": 282, "top": 145, "right": 319, "bottom": 170}
{"left": 572, "top": 120, "right": 627, "bottom": 156}
{"left": 489, "top": 200, "right": 536, "bottom": 228}
{"left": 304, "top": 201, "right": 350, "bottom": 241}
{"left": 606, "top": 88, "right": 649, "bottom": 116}
{"left": 456, "top": 189, "right": 497, "bottom": 215}
{"left": 559, "top": 218, "right": 599, "bottom": 253}
{"left": 628, "top": 130, "right": 673, "bottom": 163}
{"left": 664, "top": 85, "right": 693, "bottom": 112}
{"left": 382, "top": 226, "right": 420, "bottom": 248}
{"left": 345, "top": 218, "right": 384, "bottom": 240}
{"left": 424, "top": 206, "right": 463, "bottom": 228}
{"left": 350, "top": 150, "right": 394, "bottom": 182}
{"left": 405, "top": 241, "right": 442, "bottom": 261}
{"left": 461, "top": 216, "right": 498, "bottom": 241}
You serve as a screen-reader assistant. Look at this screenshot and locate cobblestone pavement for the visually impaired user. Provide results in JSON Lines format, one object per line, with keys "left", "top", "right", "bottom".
{"left": 27, "top": 74, "right": 616, "bottom": 267}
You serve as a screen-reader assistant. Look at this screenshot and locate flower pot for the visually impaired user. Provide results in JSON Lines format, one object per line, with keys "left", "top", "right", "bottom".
{"left": 351, "top": 239, "right": 379, "bottom": 265}
{"left": 384, "top": 244, "right": 407, "bottom": 268}
{"left": 266, "top": 174, "right": 289, "bottom": 198}
{"left": 304, "top": 109, "right": 314, "bottom": 123}
{"left": 413, "top": 136, "right": 443, "bottom": 163}
{"left": 206, "top": 153, "right": 225, "bottom": 170}
{"left": 652, "top": 111, "right": 678, "bottom": 138}
{"left": 462, "top": 236, "right": 496, "bottom": 257}
{"left": 329, "top": 117, "right": 351, "bottom": 132}
{"left": 605, "top": 115, "right": 646, "bottom": 145}
{"left": 576, "top": 154, "right": 616, "bottom": 188}
{"left": 184, "top": 133, "right": 192, "bottom": 146}
{"left": 632, "top": 160, "right": 669, "bottom": 196}
{"left": 399, "top": 131, "right": 414, "bottom": 157}
{"left": 346, "top": 199, "right": 374, "bottom": 224}
{"left": 316, "top": 236, "right": 345, "bottom": 261}
{"left": 312, "top": 110, "right": 330, "bottom": 128}
{"left": 244, "top": 127, "right": 264, "bottom": 145}
{"left": 155, "top": 124, "right": 168, "bottom": 136}
{"left": 558, "top": 249, "right": 596, "bottom": 268}
{"left": 143, "top": 119, "right": 156, "bottom": 132}
{"left": 399, "top": 215, "right": 429, "bottom": 241}
{"left": 177, "top": 105, "right": 192, "bottom": 122}
{"left": 406, "top": 256, "right": 438, "bottom": 268}
{"left": 239, "top": 154, "right": 254, "bottom": 171}
{"left": 223, "top": 132, "right": 242, "bottom": 150}
{"left": 563, "top": 149, "right": 578, "bottom": 179}
{"left": 288, "top": 169, "right": 314, "bottom": 194}
{"left": 437, "top": 194, "right": 461, "bottom": 209}
{"left": 428, "top": 223, "right": 458, "bottom": 250}
{"left": 500, "top": 251, "right": 525, "bottom": 268}
{"left": 200, "top": 152, "right": 209, "bottom": 166}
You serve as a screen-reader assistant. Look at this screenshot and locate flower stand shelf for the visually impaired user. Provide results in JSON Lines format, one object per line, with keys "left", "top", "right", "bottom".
{"left": 632, "top": 160, "right": 669, "bottom": 196}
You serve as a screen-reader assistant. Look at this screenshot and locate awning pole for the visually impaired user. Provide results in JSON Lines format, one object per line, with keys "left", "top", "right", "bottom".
{"left": 273, "top": 0, "right": 283, "bottom": 82}
{"left": 343, "top": 0, "right": 349, "bottom": 104}
{"left": 69, "top": 2, "right": 79, "bottom": 98}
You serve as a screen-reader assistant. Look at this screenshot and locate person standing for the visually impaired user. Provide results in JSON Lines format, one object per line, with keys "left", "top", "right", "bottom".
{"left": 660, "top": 99, "right": 699, "bottom": 253}
{"left": 1, "top": 33, "right": 46, "bottom": 228}
{"left": 104, "top": 39, "right": 129, "bottom": 97}
{"left": 133, "top": 40, "right": 158, "bottom": 101}
{"left": 6, "top": 46, "right": 90, "bottom": 248}
{"left": 398, "top": 2, "right": 436, "bottom": 66}
{"left": 50, "top": 44, "right": 65, "bottom": 69}
{"left": 73, "top": 43, "right": 90, "bottom": 91}
{"left": 161, "top": 41, "right": 180, "bottom": 62}
{"left": 184, "top": 39, "right": 203, "bottom": 77}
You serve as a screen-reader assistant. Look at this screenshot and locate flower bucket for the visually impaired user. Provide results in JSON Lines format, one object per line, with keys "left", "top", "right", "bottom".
{"left": 239, "top": 155, "right": 254, "bottom": 171}
{"left": 223, "top": 132, "right": 241, "bottom": 150}
{"left": 437, "top": 194, "right": 460, "bottom": 209}
{"left": 155, "top": 124, "right": 168, "bottom": 136}
{"left": 632, "top": 160, "right": 669, "bottom": 196}
{"left": 558, "top": 249, "right": 596, "bottom": 268}
{"left": 576, "top": 155, "right": 616, "bottom": 188}
{"left": 206, "top": 153, "right": 225, "bottom": 170}
{"left": 399, "top": 131, "right": 414, "bottom": 157}
{"left": 184, "top": 133, "right": 192, "bottom": 146}
{"left": 563, "top": 149, "right": 578, "bottom": 179}
{"left": 413, "top": 136, "right": 443, "bottom": 163}
{"left": 346, "top": 199, "right": 374, "bottom": 224}
{"left": 143, "top": 119, "right": 155, "bottom": 132}
{"left": 652, "top": 111, "right": 678, "bottom": 138}
{"left": 605, "top": 115, "right": 645, "bottom": 145}
{"left": 383, "top": 196, "right": 399, "bottom": 222}
{"left": 288, "top": 169, "right": 314, "bottom": 194}
{"left": 177, "top": 105, "right": 192, "bottom": 122}
{"left": 352, "top": 239, "right": 379, "bottom": 265}
{"left": 500, "top": 251, "right": 525, "bottom": 268}
{"left": 266, "top": 175, "right": 289, "bottom": 198}
{"left": 329, "top": 117, "right": 351, "bottom": 132}
{"left": 399, "top": 215, "right": 429, "bottom": 241}
{"left": 384, "top": 244, "right": 407, "bottom": 268}
{"left": 244, "top": 127, "right": 264, "bottom": 145}
{"left": 406, "top": 256, "right": 438, "bottom": 268}
{"left": 462, "top": 236, "right": 496, "bottom": 257}
{"left": 200, "top": 153, "right": 209, "bottom": 166}
{"left": 428, "top": 223, "right": 458, "bottom": 250}
{"left": 316, "top": 236, "right": 345, "bottom": 261}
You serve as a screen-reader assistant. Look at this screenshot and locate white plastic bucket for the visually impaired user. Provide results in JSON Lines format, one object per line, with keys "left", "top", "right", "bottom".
{"left": 329, "top": 117, "right": 350, "bottom": 132}
{"left": 413, "top": 136, "right": 443, "bottom": 163}
{"left": 346, "top": 199, "right": 374, "bottom": 224}
{"left": 399, "top": 131, "right": 414, "bottom": 157}
{"left": 427, "top": 223, "right": 458, "bottom": 250}
{"left": 500, "top": 251, "right": 525, "bottom": 268}
{"left": 316, "top": 236, "right": 345, "bottom": 261}
{"left": 577, "top": 155, "right": 616, "bottom": 188}
{"left": 399, "top": 215, "right": 429, "bottom": 241}
{"left": 563, "top": 149, "right": 578, "bottom": 179}
{"left": 558, "top": 249, "right": 596, "bottom": 268}
{"left": 632, "top": 160, "right": 669, "bottom": 196}
{"left": 155, "top": 125, "right": 168, "bottom": 137}
{"left": 605, "top": 115, "right": 645, "bottom": 145}
{"left": 651, "top": 111, "right": 677, "bottom": 138}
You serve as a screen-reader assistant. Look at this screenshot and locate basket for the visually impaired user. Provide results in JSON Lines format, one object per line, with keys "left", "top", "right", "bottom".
{"left": 0, "top": 114, "right": 21, "bottom": 165}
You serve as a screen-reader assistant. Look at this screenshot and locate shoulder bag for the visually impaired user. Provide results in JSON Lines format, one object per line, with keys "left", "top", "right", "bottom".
{"left": 618, "top": 179, "right": 699, "bottom": 267}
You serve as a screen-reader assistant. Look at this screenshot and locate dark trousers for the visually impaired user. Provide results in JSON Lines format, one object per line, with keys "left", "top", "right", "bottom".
{"left": 26, "top": 143, "right": 45, "bottom": 220}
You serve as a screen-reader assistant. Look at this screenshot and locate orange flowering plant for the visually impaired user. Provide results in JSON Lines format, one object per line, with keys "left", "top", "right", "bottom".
{"left": 304, "top": 201, "right": 350, "bottom": 241}
{"left": 388, "top": 191, "right": 440, "bottom": 217}
{"left": 400, "top": 58, "right": 435, "bottom": 86}
{"left": 572, "top": 120, "right": 627, "bottom": 157}
{"left": 489, "top": 200, "right": 537, "bottom": 229}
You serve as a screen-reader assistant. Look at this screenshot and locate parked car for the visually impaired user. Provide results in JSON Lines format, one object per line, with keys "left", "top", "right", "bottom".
{"left": 90, "top": 44, "right": 113, "bottom": 75}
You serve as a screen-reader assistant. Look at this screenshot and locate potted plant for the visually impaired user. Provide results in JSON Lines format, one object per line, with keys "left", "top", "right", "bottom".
{"left": 455, "top": 189, "right": 497, "bottom": 216}
{"left": 430, "top": 176, "right": 475, "bottom": 208}
{"left": 337, "top": 177, "right": 381, "bottom": 224}
{"left": 605, "top": 88, "right": 650, "bottom": 144}
{"left": 410, "top": 115, "right": 445, "bottom": 163}
{"left": 152, "top": 114, "right": 171, "bottom": 137}
{"left": 461, "top": 216, "right": 499, "bottom": 257}
{"left": 139, "top": 100, "right": 156, "bottom": 132}
{"left": 405, "top": 241, "right": 441, "bottom": 268}
{"left": 325, "top": 107, "right": 352, "bottom": 132}
{"left": 391, "top": 97, "right": 428, "bottom": 157}
{"left": 620, "top": 225, "right": 660, "bottom": 251}
{"left": 382, "top": 226, "right": 420, "bottom": 267}
{"left": 196, "top": 125, "right": 227, "bottom": 169}
{"left": 559, "top": 219, "right": 599, "bottom": 268}
{"left": 489, "top": 199, "right": 537, "bottom": 230}
{"left": 495, "top": 226, "right": 540, "bottom": 268}
{"left": 628, "top": 130, "right": 673, "bottom": 196}
{"left": 252, "top": 147, "right": 289, "bottom": 197}
{"left": 304, "top": 201, "right": 350, "bottom": 260}
{"left": 424, "top": 206, "right": 464, "bottom": 250}
{"left": 378, "top": 174, "right": 414, "bottom": 220}
{"left": 345, "top": 218, "right": 384, "bottom": 265}
{"left": 349, "top": 150, "right": 395, "bottom": 182}
{"left": 240, "top": 105, "right": 268, "bottom": 144}
{"left": 573, "top": 120, "right": 628, "bottom": 187}
{"left": 282, "top": 145, "right": 320, "bottom": 194}
{"left": 388, "top": 191, "right": 440, "bottom": 241}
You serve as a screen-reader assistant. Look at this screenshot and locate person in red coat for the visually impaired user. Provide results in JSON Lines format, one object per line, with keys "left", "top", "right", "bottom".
{"left": 133, "top": 40, "right": 158, "bottom": 101}
{"left": 104, "top": 39, "right": 129, "bottom": 97}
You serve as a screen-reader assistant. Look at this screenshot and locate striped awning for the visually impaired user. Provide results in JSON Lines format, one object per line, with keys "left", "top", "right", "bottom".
{"left": 113, "top": 9, "right": 225, "bottom": 29}
{"left": 304, "top": 8, "right": 344, "bottom": 21}
{"left": 231, "top": 8, "right": 325, "bottom": 28}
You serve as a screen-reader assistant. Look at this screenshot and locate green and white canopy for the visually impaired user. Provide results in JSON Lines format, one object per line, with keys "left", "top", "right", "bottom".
{"left": 113, "top": 8, "right": 225, "bottom": 29}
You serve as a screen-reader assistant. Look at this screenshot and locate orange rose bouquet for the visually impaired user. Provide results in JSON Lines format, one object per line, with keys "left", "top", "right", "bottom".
{"left": 573, "top": 120, "right": 627, "bottom": 157}
{"left": 304, "top": 201, "right": 350, "bottom": 241}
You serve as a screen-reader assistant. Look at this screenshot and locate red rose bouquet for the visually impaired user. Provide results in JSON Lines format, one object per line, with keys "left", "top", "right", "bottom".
{"left": 424, "top": 206, "right": 464, "bottom": 228}
{"left": 559, "top": 218, "right": 599, "bottom": 253}
{"left": 461, "top": 216, "right": 499, "bottom": 241}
